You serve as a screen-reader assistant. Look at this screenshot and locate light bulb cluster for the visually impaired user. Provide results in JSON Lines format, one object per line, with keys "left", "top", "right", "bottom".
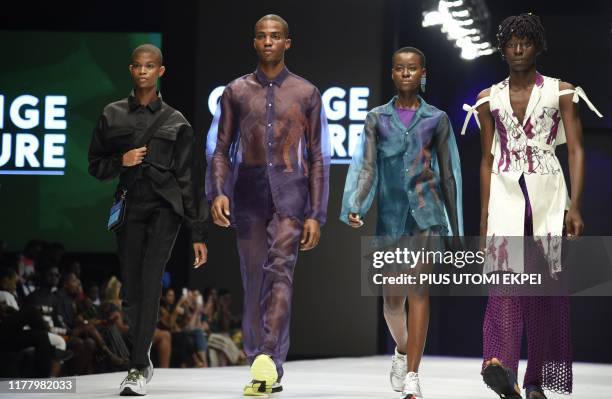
{"left": 422, "top": 0, "right": 495, "bottom": 60}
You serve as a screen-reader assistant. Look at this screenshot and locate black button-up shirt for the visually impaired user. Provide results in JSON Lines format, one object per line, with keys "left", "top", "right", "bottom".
{"left": 88, "top": 92, "right": 207, "bottom": 242}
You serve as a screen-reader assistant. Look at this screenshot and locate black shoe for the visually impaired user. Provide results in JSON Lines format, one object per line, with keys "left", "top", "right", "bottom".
{"left": 525, "top": 386, "right": 547, "bottom": 399}
{"left": 482, "top": 363, "right": 523, "bottom": 399}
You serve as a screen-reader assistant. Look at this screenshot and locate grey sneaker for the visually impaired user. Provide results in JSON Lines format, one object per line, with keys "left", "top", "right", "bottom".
{"left": 390, "top": 347, "right": 408, "bottom": 392}
{"left": 119, "top": 368, "right": 146, "bottom": 396}
{"left": 401, "top": 371, "right": 423, "bottom": 399}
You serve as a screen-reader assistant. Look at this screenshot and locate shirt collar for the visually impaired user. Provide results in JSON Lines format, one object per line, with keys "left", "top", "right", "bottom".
{"left": 254, "top": 66, "right": 290, "bottom": 87}
{"left": 381, "top": 95, "right": 433, "bottom": 118}
{"left": 128, "top": 90, "right": 163, "bottom": 112}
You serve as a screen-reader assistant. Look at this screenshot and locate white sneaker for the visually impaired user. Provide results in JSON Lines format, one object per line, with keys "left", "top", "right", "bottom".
{"left": 143, "top": 345, "right": 154, "bottom": 383}
{"left": 119, "top": 368, "right": 146, "bottom": 396}
{"left": 390, "top": 347, "right": 408, "bottom": 392}
{"left": 401, "top": 371, "right": 423, "bottom": 399}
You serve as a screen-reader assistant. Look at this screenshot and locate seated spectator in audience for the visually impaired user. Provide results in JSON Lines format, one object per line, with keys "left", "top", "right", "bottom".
{"left": 202, "top": 287, "right": 217, "bottom": 326}
{"left": 159, "top": 288, "right": 202, "bottom": 367}
{"left": 54, "top": 272, "right": 128, "bottom": 370}
{"left": 0, "top": 267, "right": 71, "bottom": 377}
{"left": 25, "top": 266, "right": 64, "bottom": 335}
{"left": 26, "top": 266, "right": 96, "bottom": 376}
{"left": 152, "top": 326, "right": 172, "bottom": 368}
{"left": 92, "top": 276, "right": 130, "bottom": 370}
{"left": 1, "top": 266, "right": 69, "bottom": 351}
{"left": 207, "top": 289, "right": 245, "bottom": 367}
{"left": 185, "top": 289, "right": 209, "bottom": 367}
{"left": 0, "top": 267, "right": 19, "bottom": 310}
{"left": 86, "top": 284, "right": 101, "bottom": 307}
{"left": 16, "top": 240, "right": 45, "bottom": 298}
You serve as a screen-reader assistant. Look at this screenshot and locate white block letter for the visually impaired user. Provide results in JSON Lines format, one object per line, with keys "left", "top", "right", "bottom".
{"left": 44, "top": 134, "right": 66, "bottom": 168}
{"left": 0, "top": 133, "right": 11, "bottom": 167}
{"left": 322, "top": 87, "right": 346, "bottom": 121}
{"left": 0, "top": 95, "right": 4, "bottom": 129}
{"left": 15, "top": 133, "right": 40, "bottom": 167}
{"left": 10, "top": 95, "right": 39, "bottom": 130}
{"left": 328, "top": 124, "right": 347, "bottom": 158}
{"left": 349, "top": 87, "right": 370, "bottom": 121}
{"left": 45, "top": 96, "right": 67, "bottom": 130}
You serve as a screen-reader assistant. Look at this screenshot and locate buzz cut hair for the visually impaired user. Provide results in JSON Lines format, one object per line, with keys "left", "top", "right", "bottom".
{"left": 496, "top": 13, "right": 547, "bottom": 54}
{"left": 255, "top": 14, "right": 290, "bottom": 38}
{"left": 131, "top": 44, "right": 163, "bottom": 65}
{"left": 392, "top": 47, "right": 426, "bottom": 68}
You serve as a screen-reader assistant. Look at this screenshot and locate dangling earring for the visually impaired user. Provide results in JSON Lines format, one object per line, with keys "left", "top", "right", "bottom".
{"left": 420, "top": 77, "right": 427, "bottom": 93}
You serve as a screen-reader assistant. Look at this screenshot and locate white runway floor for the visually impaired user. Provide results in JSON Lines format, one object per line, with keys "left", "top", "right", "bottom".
{"left": 1, "top": 355, "right": 610, "bottom": 398}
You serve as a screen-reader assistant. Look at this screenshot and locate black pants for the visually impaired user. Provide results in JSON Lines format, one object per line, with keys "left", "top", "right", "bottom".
{"left": 116, "top": 179, "right": 181, "bottom": 369}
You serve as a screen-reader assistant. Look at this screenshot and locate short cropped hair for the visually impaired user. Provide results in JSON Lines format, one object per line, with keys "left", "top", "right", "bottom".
{"left": 255, "top": 14, "right": 290, "bottom": 38}
{"left": 392, "top": 47, "right": 426, "bottom": 68}
{"left": 131, "top": 44, "right": 163, "bottom": 65}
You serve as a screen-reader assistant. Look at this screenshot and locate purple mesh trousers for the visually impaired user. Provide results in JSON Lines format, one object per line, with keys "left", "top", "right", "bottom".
{"left": 483, "top": 175, "right": 573, "bottom": 394}
{"left": 235, "top": 206, "right": 303, "bottom": 381}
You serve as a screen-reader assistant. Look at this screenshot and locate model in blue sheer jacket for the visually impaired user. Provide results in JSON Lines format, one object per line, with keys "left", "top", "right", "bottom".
{"left": 340, "top": 47, "right": 463, "bottom": 399}
{"left": 340, "top": 91, "right": 463, "bottom": 239}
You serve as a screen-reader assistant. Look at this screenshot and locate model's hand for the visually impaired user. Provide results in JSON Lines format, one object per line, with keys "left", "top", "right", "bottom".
{"left": 193, "top": 243, "right": 207, "bottom": 268}
{"left": 348, "top": 213, "right": 364, "bottom": 228}
{"left": 565, "top": 208, "right": 584, "bottom": 239}
{"left": 122, "top": 146, "right": 147, "bottom": 166}
{"left": 300, "top": 219, "right": 321, "bottom": 251}
{"left": 211, "top": 195, "right": 231, "bottom": 227}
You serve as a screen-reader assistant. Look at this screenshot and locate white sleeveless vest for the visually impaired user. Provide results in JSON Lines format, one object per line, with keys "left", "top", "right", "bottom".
{"left": 462, "top": 73, "right": 602, "bottom": 273}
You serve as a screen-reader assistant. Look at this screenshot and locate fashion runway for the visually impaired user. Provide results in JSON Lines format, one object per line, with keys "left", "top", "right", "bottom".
{"left": 1, "top": 356, "right": 609, "bottom": 398}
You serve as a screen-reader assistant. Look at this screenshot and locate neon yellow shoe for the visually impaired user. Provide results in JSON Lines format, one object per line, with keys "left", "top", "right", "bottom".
{"left": 243, "top": 354, "right": 277, "bottom": 396}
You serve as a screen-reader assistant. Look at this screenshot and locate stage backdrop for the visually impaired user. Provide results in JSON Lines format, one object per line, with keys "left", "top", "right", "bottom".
{"left": 0, "top": 31, "right": 161, "bottom": 252}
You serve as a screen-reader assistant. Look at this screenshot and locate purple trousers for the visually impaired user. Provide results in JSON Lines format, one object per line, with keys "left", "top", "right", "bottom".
{"left": 483, "top": 175, "right": 573, "bottom": 394}
{"left": 235, "top": 209, "right": 302, "bottom": 381}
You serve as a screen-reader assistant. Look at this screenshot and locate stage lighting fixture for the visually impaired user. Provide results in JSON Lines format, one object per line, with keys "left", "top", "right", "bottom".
{"left": 422, "top": 0, "right": 495, "bottom": 60}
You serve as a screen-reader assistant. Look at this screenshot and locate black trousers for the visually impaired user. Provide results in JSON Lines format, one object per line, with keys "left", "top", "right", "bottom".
{"left": 116, "top": 179, "right": 181, "bottom": 369}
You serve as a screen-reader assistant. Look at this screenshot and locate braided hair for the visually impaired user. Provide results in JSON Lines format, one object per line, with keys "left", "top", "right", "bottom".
{"left": 496, "top": 13, "right": 547, "bottom": 54}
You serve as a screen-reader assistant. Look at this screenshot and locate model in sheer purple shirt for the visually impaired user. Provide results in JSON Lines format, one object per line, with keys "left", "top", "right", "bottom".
{"left": 206, "top": 15, "right": 330, "bottom": 393}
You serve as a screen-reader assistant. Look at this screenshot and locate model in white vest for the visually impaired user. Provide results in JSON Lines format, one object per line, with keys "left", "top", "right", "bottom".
{"left": 462, "top": 73, "right": 602, "bottom": 274}
{"left": 461, "top": 13, "right": 602, "bottom": 399}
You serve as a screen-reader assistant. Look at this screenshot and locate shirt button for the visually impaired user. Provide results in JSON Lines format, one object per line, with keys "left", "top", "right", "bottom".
{"left": 268, "top": 123, "right": 272, "bottom": 127}
{"left": 269, "top": 83, "right": 273, "bottom": 87}
{"left": 268, "top": 163, "right": 272, "bottom": 166}
{"left": 268, "top": 103, "right": 272, "bottom": 107}
{"left": 405, "top": 169, "right": 409, "bottom": 172}
{"left": 268, "top": 142, "right": 272, "bottom": 146}
{"left": 411, "top": 209, "right": 415, "bottom": 213}
{"left": 405, "top": 131, "right": 409, "bottom": 135}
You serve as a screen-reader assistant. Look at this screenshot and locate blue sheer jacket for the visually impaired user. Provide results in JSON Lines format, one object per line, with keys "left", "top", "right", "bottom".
{"left": 340, "top": 96, "right": 463, "bottom": 238}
